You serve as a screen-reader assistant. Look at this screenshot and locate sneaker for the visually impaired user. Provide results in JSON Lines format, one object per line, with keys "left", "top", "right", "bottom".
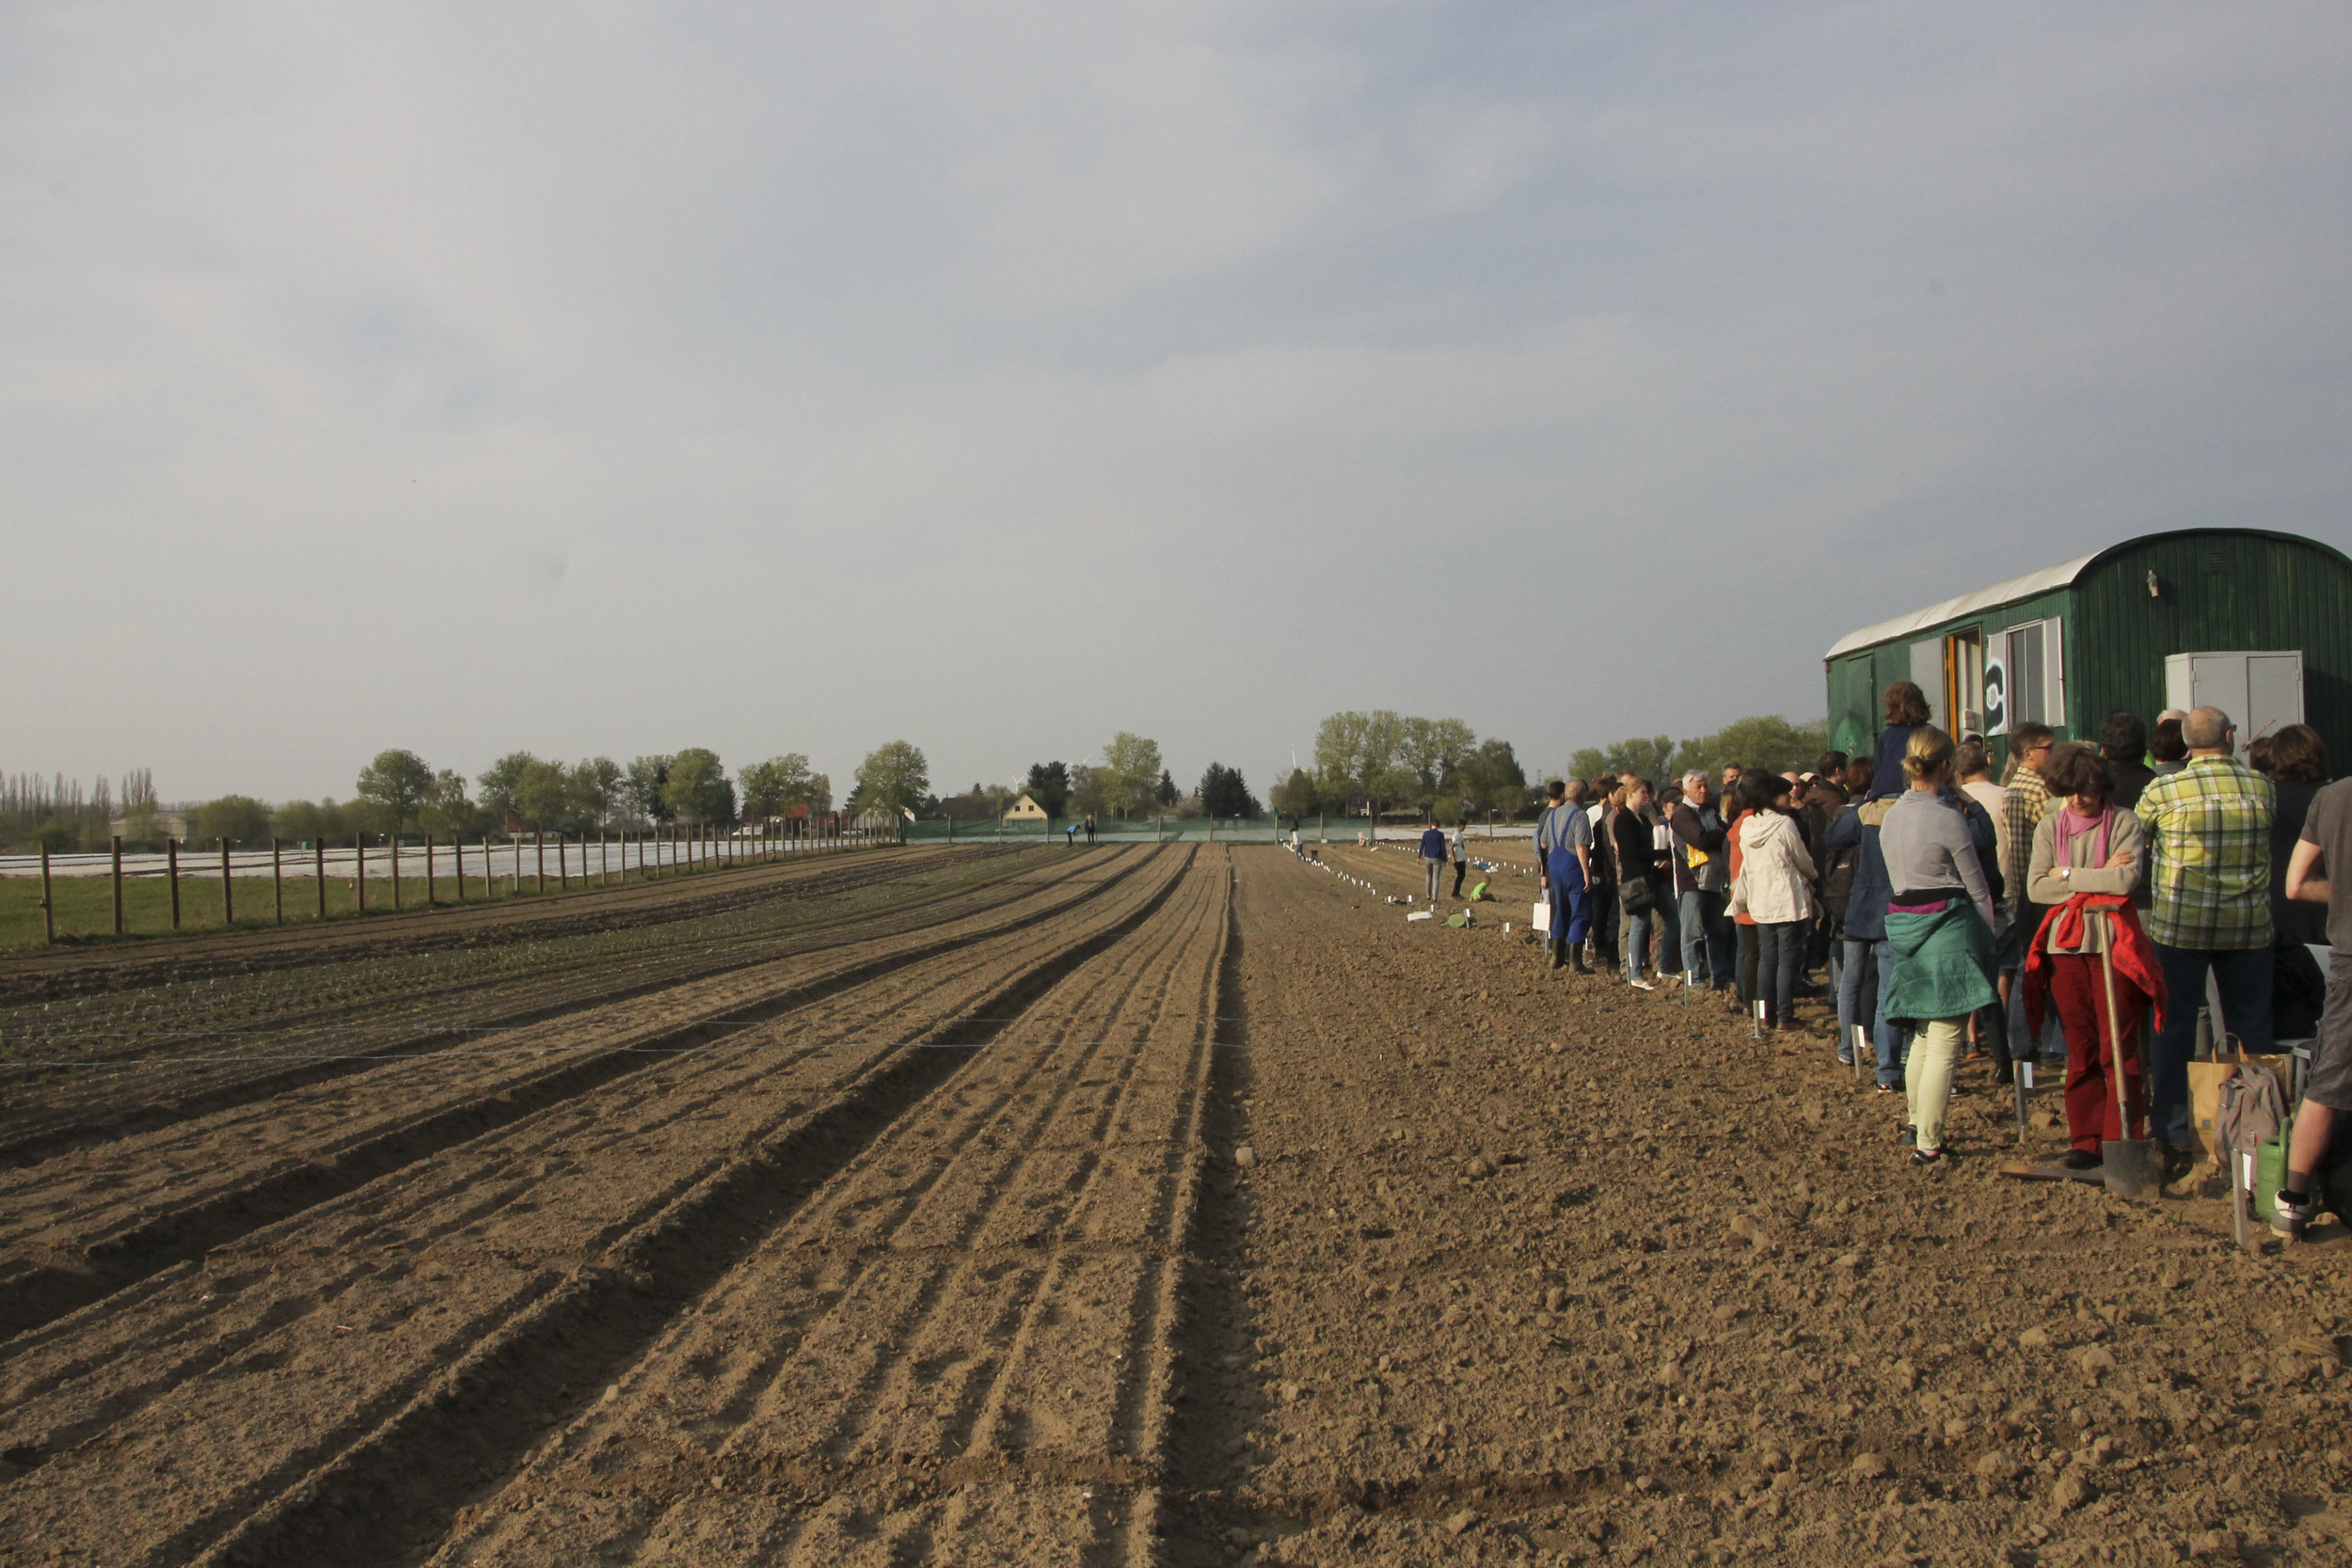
{"left": 2153, "top": 1142, "right": 2194, "bottom": 1184}
{"left": 1874, "top": 1084, "right": 1897, "bottom": 1096}
{"left": 2059, "top": 1148, "right": 2102, "bottom": 1171}
{"left": 1912, "top": 1148, "right": 1947, "bottom": 1167}
{"left": 1629, "top": 979, "right": 1656, "bottom": 991}
{"left": 1896, "top": 1122, "right": 1916, "bottom": 1145}
{"left": 1836, "top": 1053, "right": 1856, "bottom": 1069}
{"left": 2273, "top": 1190, "right": 2317, "bottom": 1242}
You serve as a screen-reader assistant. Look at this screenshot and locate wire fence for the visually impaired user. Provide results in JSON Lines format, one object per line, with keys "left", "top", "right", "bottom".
{"left": 0, "top": 820, "right": 901, "bottom": 945}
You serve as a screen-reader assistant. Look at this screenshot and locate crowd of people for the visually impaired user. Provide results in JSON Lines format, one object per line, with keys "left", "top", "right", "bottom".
{"left": 1505, "top": 680, "right": 2347, "bottom": 1216}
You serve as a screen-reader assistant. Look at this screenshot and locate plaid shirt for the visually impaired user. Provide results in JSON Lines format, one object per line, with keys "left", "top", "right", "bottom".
{"left": 2136, "top": 754, "right": 2276, "bottom": 951}
{"left": 2001, "top": 766, "right": 2050, "bottom": 926}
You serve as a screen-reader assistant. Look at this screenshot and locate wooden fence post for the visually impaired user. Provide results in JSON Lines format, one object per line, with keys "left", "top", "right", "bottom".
{"left": 425, "top": 833, "right": 436, "bottom": 906}
{"left": 534, "top": 830, "right": 546, "bottom": 895}
{"left": 601, "top": 831, "right": 610, "bottom": 885}
{"left": 315, "top": 839, "right": 326, "bottom": 919}
{"left": 112, "top": 835, "right": 124, "bottom": 935}
{"left": 559, "top": 831, "right": 570, "bottom": 892}
{"left": 221, "top": 838, "right": 233, "bottom": 927}
{"left": 355, "top": 833, "right": 366, "bottom": 913}
{"left": 454, "top": 835, "right": 465, "bottom": 904}
{"left": 390, "top": 832, "right": 401, "bottom": 911}
{"left": 273, "top": 837, "right": 283, "bottom": 924}
{"left": 40, "top": 843, "right": 54, "bottom": 945}
{"left": 168, "top": 837, "right": 182, "bottom": 929}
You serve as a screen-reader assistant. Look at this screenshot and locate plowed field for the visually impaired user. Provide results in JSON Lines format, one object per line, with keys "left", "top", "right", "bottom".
{"left": 4, "top": 843, "right": 2349, "bottom": 1566}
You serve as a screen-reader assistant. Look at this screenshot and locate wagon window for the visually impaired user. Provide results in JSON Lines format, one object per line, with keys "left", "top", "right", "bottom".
{"left": 1997, "top": 618, "right": 2065, "bottom": 730}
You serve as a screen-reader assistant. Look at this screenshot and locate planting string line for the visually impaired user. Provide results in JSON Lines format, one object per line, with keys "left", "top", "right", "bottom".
{"left": 0, "top": 1013, "right": 1356, "bottom": 1047}
{"left": 0, "top": 1038, "right": 1311, "bottom": 1070}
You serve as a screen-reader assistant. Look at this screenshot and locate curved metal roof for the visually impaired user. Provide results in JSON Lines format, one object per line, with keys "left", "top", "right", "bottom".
{"left": 1822, "top": 553, "right": 2094, "bottom": 659}
{"left": 1822, "top": 528, "right": 2352, "bottom": 660}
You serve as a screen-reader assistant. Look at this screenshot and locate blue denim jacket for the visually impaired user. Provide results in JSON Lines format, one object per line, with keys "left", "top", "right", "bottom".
{"left": 1829, "top": 788, "right": 1997, "bottom": 943}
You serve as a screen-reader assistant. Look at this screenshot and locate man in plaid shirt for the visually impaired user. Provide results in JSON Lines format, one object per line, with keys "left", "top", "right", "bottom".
{"left": 2001, "top": 724, "right": 2058, "bottom": 1062}
{"left": 2137, "top": 706, "right": 2277, "bottom": 1168}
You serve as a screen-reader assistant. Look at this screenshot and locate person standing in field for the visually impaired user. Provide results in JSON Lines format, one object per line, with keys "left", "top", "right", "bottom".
{"left": 2001, "top": 721, "right": 2060, "bottom": 1065}
{"left": 2151, "top": 712, "right": 2189, "bottom": 776}
{"left": 2274, "top": 765, "right": 2352, "bottom": 1238}
{"left": 1419, "top": 816, "right": 1447, "bottom": 906}
{"left": 1085, "top": 813, "right": 1097, "bottom": 846}
{"left": 2022, "top": 744, "right": 2152, "bottom": 1172}
{"left": 2102, "top": 711, "right": 2155, "bottom": 811}
{"left": 1648, "top": 784, "right": 1683, "bottom": 981}
{"left": 2138, "top": 706, "right": 2276, "bottom": 1178}
{"left": 1586, "top": 774, "right": 1621, "bottom": 974}
{"left": 1878, "top": 727, "right": 1999, "bottom": 1164}
{"left": 1869, "top": 681, "right": 1932, "bottom": 800}
{"left": 1955, "top": 739, "right": 2016, "bottom": 1079}
{"left": 1534, "top": 780, "right": 1592, "bottom": 972}
{"left": 1671, "top": 771, "right": 1732, "bottom": 989}
{"left": 1729, "top": 772, "right": 1816, "bottom": 1029}
{"left": 1611, "top": 779, "right": 1664, "bottom": 990}
{"left": 2259, "top": 724, "right": 2331, "bottom": 950}
{"left": 1825, "top": 764, "right": 1890, "bottom": 1073}
{"left": 1450, "top": 818, "right": 1470, "bottom": 899}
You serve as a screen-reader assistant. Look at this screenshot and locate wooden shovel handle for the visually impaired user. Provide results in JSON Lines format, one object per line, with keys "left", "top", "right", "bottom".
{"left": 2097, "top": 917, "right": 2130, "bottom": 1141}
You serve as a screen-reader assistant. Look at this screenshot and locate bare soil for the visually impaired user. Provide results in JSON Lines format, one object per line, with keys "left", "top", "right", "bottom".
{"left": 1, "top": 843, "right": 2347, "bottom": 1566}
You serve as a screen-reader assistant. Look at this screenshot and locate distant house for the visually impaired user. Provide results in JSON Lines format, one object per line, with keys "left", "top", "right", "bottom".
{"left": 106, "top": 810, "right": 191, "bottom": 841}
{"left": 1003, "top": 793, "right": 1049, "bottom": 821}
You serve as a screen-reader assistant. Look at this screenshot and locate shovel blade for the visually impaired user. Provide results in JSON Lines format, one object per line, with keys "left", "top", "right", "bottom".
{"left": 2102, "top": 1138, "right": 2158, "bottom": 1201}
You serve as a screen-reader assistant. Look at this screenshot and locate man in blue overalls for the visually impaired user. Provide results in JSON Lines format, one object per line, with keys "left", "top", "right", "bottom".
{"left": 1535, "top": 780, "right": 1593, "bottom": 973}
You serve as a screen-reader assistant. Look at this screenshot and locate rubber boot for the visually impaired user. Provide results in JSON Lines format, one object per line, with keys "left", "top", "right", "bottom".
{"left": 1571, "top": 948, "right": 1591, "bottom": 974}
{"left": 1546, "top": 939, "right": 1564, "bottom": 970}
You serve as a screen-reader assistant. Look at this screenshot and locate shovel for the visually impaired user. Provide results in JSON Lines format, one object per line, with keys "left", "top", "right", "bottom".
{"left": 2098, "top": 922, "right": 2157, "bottom": 1201}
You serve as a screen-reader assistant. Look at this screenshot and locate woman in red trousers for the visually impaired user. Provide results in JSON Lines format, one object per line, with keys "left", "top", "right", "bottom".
{"left": 2024, "top": 745, "right": 2162, "bottom": 1173}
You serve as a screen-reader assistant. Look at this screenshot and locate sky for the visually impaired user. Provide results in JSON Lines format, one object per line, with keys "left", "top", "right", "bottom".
{"left": 6, "top": 1, "right": 2350, "bottom": 803}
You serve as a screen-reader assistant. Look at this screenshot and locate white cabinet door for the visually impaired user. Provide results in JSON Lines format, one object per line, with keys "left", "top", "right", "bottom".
{"left": 2163, "top": 651, "right": 2306, "bottom": 749}
{"left": 2248, "top": 654, "right": 2306, "bottom": 739}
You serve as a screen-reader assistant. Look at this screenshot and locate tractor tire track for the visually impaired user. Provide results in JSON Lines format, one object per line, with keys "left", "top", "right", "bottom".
{"left": 408, "top": 849, "right": 1232, "bottom": 1568}
{"left": 0, "top": 847, "right": 1041, "bottom": 1169}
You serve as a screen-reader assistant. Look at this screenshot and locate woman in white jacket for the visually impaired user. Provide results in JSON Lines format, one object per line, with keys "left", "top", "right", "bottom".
{"left": 1729, "top": 774, "right": 1817, "bottom": 1031}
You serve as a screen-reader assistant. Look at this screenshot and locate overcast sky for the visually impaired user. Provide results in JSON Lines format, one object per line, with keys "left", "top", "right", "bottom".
{"left": 7, "top": 2, "right": 2349, "bottom": 803}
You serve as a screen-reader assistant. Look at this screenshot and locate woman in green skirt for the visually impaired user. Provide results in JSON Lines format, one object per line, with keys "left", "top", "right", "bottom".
{"left": 1878, "top": 726, "right": 2001, "bottom": 1165}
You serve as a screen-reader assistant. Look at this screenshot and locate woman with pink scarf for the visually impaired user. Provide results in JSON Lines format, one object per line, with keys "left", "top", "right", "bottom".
{"left": 2025, "top": 743, "right": 2149, "bottom": 1172}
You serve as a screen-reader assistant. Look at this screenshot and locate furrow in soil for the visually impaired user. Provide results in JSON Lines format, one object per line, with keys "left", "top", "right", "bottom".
{"left": 0, "top": 850, "right": 1148, "bottom": 1343}
{"left": 390, "top": 847, "right": 1231, "bottom": 1567}
{"left": 0, "top": 848, "right": 1039, "bottom": 1168}
{"left": 0, "top": 847, "right": 1181, "bottom": 1568}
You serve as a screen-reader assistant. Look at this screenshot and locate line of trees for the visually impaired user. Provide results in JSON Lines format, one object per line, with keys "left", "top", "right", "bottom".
{"left": 177, "top": 746, "right": 843, "bottom": 849}
{"left": 0, "top": 769, "right": 159, "bottom": 851}
{"left": 6, "top": 714, "right": 1832, "bottom": 853}
{"left": 1567, "top": 715, "right": 1830, "bottom": 785}
{"left": 1293, "top": 710, "right": 1532, "bottom": 822}
{"left": 995, "top": 736, "right": 1249, "bottom": 823}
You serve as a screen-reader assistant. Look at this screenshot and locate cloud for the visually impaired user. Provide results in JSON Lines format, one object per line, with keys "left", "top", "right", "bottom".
{"left": 2, "top": 1, "right": 2348, "bottom": 799}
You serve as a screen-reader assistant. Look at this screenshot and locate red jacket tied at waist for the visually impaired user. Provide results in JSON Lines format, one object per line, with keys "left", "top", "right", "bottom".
{"left": 2022, "top": 894, "right": 2169, "bottom": 1038}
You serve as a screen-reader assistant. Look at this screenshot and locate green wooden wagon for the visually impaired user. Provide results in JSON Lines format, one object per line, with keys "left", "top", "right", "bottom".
{"left": 1823, "top": 528, "right": 2352, "bottom": 771}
